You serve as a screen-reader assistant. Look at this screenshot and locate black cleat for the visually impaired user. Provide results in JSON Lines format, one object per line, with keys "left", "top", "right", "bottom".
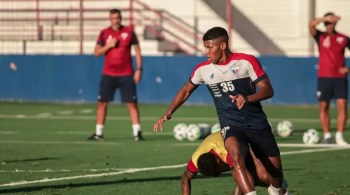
{"left": 321, "top": 137, "right": 333, "bottom": 144}
{"left": 88, "top": 133, "right": 104, "bottom": 141}
{"left": 134, "top": 131, "right": 144, "bottom": 141}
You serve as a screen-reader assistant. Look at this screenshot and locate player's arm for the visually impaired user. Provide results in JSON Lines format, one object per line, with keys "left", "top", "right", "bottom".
{"left": 133, "top": 44, "right": 143, "bottom": 84}
{"left": 94, "top": 37, "right": 117, "bottom": 56}
{"left": 338, "top": 37, "right": 350, "bottom": 74}
{"left": 247, "top": 77, "right": 274, "bottom": 103}
{"left": 309, "top": 15, "right": 340, "bottom": 36}
{"left": 181, "top": 169, "right": 196, "bottom": 195}
{"left": 153, "top": 81, "right": 198, "bottom": 131}
{"left": 230, "top": 77, "right": 273, "bottom": 109}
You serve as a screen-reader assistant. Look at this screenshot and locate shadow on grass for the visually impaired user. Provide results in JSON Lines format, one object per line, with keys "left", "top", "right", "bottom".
{"left": 1, "top": 157, "right": 59, "bottom": 163}
{"left": 0, "top": 174, "right": 231, "bottom": 194}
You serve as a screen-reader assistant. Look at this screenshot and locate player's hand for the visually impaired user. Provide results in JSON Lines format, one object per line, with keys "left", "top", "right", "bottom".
{"left": 153, "top": 115, "right": 171, "bottom": 132}
{"left": 339, "top": 67, "right": 349, "bottom": 74}
{"left": 106, "top": 35, "right": 117, "bottom": 49}
{"left": 133, "top": 69, "right": 142, "bottom": 84}
{"left": 229, "top": 94, "right": 249, "bottom": 109}
{"left": 324, "top": 15, "right": 341, "bottom": 23}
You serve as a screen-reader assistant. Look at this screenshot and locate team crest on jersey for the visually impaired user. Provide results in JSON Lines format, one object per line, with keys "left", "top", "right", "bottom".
{"left": 336, "top": 37, "right": 344, "bottom": 44}
{"left": 316, "top": 91, "right": 321, "bottom": 99}
{"left": 121, "top": 32, "right": 128, "bottom": 40}
{"left": 232, "top": 66, "right": 240, "bottom": 75}
{"left": 210, "top": 73, "right": 215, "bottom": 79}
{"left": 323, "top": 36, "right": 331, "bottom": 48}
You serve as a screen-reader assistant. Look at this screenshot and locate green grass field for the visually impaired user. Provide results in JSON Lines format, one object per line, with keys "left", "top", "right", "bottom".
{"left": 1, "top": 102, "right": 350, "bottom": 194}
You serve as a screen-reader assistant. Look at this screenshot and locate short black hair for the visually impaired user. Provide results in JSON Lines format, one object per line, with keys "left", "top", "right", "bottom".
{"left": 324, "top": 12, "right": 335, "bottom": 17}
{"left": 197, "top": 152, "right": 219, "bottom": 177}
{"left": 203, "top": 27, "right": 229, "bottom": 41}
{"left": 110, "top": 9, "right": 121, "bottom": 16}
{"left": 323, "top": 12, "right": 335, "bottom": 25}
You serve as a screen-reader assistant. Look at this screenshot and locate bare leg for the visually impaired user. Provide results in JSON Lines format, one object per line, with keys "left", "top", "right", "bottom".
{"left": 96, "top": 101, "right": 108, "bottom": 125}
{"left": 319, "top": 101, "right": 330, "bottom": 136}
{"left": 336, "top": 99, "right": 347, "bottom": 132}
{"left": 126, "top": 102, "right": 140, "bottom": 124}
{"left": 225, "top": 137, "right": 255, "bottom": 194}
{"left": 265, "top": 156, "right": 283, "bottom": 188}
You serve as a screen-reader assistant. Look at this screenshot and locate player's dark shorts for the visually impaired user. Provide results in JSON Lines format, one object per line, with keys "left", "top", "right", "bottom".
{"left": 221, "top": 126, "right": 280, "bottom": 157}
{"left": 317, "top": 77, "right": 348, "bottom": 101}
{"left": 98, "top": 75, "right": 137, "bottom": 103}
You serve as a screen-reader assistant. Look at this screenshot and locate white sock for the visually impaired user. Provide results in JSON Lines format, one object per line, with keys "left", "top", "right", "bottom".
{"left": 96, "top": 124, "right": 104, "bottom": 136}
{"left": 324, "top": 132, "right": 332, "bottom": 139}
{"left": 268, "top": 185, "right": 281, "bottom": 195}
{"left": 336, "top": 131, "right": 343, "bottom": 139}
{"left": 245, "top": 191, "right": 257, "bottom": 195}
{"left": 132, "top": 124, "right": 141, "bottom": 137}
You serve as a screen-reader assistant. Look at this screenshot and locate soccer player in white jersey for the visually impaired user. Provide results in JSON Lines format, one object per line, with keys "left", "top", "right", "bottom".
{"left": 154, "top": 27, "right": 285, "bottom": 195}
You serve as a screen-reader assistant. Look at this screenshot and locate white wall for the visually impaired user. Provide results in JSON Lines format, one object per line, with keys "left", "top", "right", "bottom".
{"left": 1, "top": 0, "right": 350, "bottom": 56}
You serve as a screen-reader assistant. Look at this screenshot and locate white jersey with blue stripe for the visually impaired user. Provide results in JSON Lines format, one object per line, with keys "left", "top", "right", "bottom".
{"left": 190, "top": 53, "right": 270, "bottom": 130}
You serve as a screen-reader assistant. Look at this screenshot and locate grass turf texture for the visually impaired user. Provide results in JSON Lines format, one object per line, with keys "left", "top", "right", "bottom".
{"left": 1, "top": 102, "right": 350, "bottom": 194}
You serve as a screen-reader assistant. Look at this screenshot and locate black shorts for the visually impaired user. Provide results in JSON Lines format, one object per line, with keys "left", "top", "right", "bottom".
{"left": 221, "top": 126, "right": 280, "bottom": 157}
{"left": 98, "top": 75, "right": 137, "bottom": 103}
{"left": 317, "top": 78, "right": 348, "bottom": 101}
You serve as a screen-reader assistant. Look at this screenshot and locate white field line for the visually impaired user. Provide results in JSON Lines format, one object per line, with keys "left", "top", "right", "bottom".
{"left": 280, "top": 147, "right": 350, "bottom": 155}
{"left": 0, "top": 131, "right": 17, "bottom": 135}
{"left": 174, "top": 143, "right": 350, "bottom": 148}
{"left": 0, "top": 131, "right": 172, "bottom": 136}
{"left": 0, "top": 114, "right": 333, "bottom": 123}
{"left": 278, "top": 143, "right": 350, "bottom": 148}
{"left": 1, "top": 145, "right": 350, "bottom": 187}
{"left": 0, "top": 140, "right": 123, "bottom": 146}
{"left": 143, "top": 132, "right": 172, "bottom": 135}
{"left": 53, "top": 131, "right": 88, "bottom": 135}
{"left": 0, "top": 164, "right": 187, "bottom": 187}
{"left": 80, "top": 109, "right": 92, "bottom": 114}
{"left": 0, "top": 168, "right": 127, "bottom": 173}
{"left": 56, "top": 111, "right": 74, "bottom": 115}
{"left": 1, "top": 145, "right": 350, "bottom": 188}
{"left": 35, "top": 113, "right": 52, "bottom": 117}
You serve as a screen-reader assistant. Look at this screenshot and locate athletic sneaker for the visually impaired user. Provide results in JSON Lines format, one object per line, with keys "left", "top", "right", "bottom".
{"left": 335, "top": 137, "right": 348, "bottom": 145}
{"left": 88, "top": 133, "right": 104, "bottom": 141}
{"left": 282, "top": 180, "right": 290, "bottom": 195}
{"left": 321, "top": 137, "right": 333, "bottom": 144}
{"left": 267, "top": 185, "right": 280, "bottom": 195}
{"left": 134, "top": 131, "right": 144, "bottom": 141}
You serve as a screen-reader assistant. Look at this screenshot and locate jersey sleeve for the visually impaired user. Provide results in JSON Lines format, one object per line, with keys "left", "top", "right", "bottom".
{"left": 246, "top": 55, "right": 267, "bottom": 84}
{"left": 313, "top": 30, "right": 322, "bottom": 44}
{"left": 131, "top": 31, "right": 139, "bottom": 45}
{"left": 186, "top": 159, "right": 199, "bottom": 173}
{"left": 190, "top": 65, "right": 204, "bottom": 85}
{"left": 96, "top": 31, "right": 105, "bottom": 46}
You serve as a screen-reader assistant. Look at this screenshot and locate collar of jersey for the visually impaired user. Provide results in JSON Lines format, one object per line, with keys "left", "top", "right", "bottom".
{"left": 109, "top": 25, "right": 124, "bottom": 32}
{"left": 213, "top": 53, "right": 234, "bottom": 66}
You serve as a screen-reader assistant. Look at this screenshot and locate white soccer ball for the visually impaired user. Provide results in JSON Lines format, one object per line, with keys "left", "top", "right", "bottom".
{"left": 173, "top": 123, "right": 188, "bottom": 141}
{"left": 186, "top": 124, "right": 201, "bottom": 141}
{"left": 303, "top": 129, "right": 320, "bottom": 145}
{"left": 276, "top": 120, "right": 293, "bottom": 137}
{"left": 211, "top": 123, "right": 221, "bottom": 134}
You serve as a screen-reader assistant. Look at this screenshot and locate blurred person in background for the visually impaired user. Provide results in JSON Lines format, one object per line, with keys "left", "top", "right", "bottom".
{"left": 309, "top": 12, "right": 350, "bottom": 145}
{"left": 88, "top": 9, "right": 144, "bottom": 141}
